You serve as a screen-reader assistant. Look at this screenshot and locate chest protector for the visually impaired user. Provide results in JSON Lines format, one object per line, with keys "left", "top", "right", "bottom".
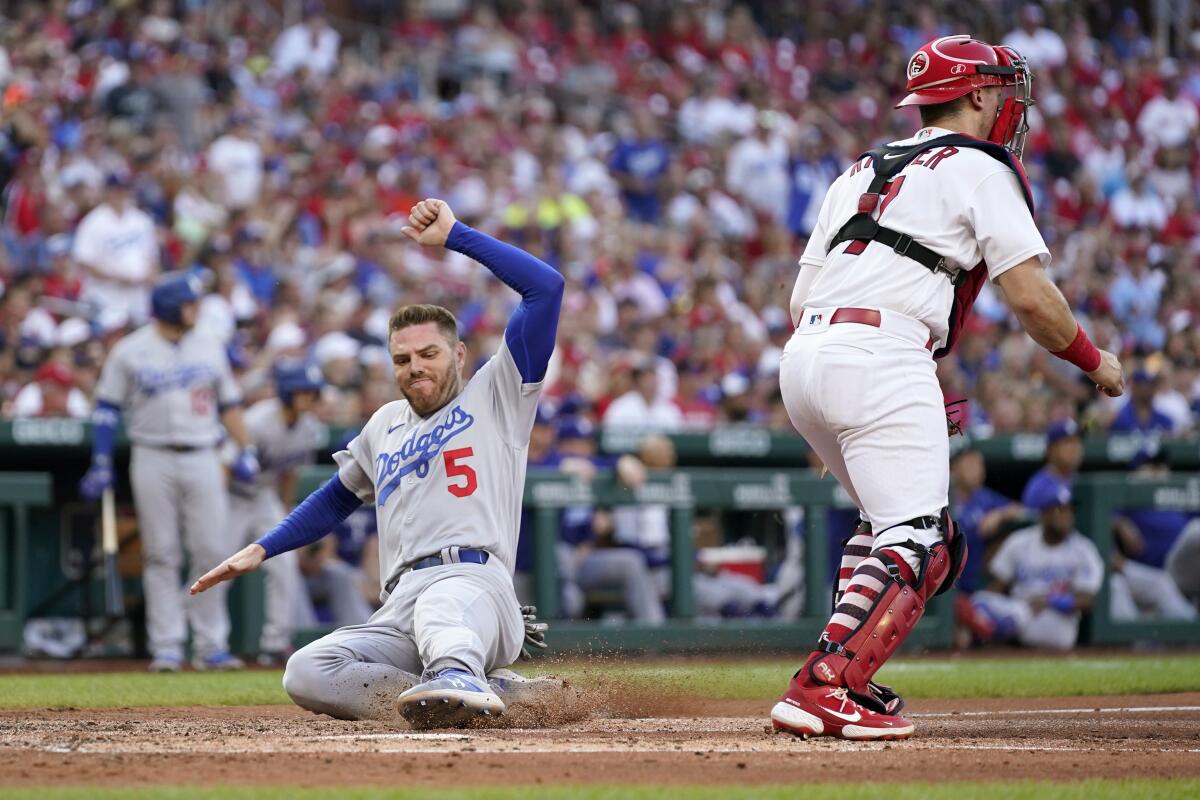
{"left": 826, "top": 133, "right": 1035, "bottom": 358}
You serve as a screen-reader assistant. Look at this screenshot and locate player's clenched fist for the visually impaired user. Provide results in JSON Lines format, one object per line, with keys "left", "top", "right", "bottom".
{"left": 402, "top": 198, "right": 457, "bottom": 247}
{"left": 190, "top": 543, "right": 266, "bottom": 595}
{"left": 1087, "top": 349, "right": 1125, "bottom": 398}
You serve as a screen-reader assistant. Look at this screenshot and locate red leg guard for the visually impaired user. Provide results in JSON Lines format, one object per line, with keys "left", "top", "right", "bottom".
{"left": 807, "top": 514, "right": 966, "bottom": 698}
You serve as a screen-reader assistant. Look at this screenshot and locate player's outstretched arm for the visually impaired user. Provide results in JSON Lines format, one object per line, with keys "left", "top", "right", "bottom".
{"left": 995, "top": 258, "right": 1124, "bottom": 397}
{"left": 190, "top": 475, "right": 362, "bottom": 595}
{"left": 402, "top": 198, "right": 564, "bottom": 383}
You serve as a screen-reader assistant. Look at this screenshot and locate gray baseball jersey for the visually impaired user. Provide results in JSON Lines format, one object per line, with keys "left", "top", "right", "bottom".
{"left": 95, "top": 324, "right": 241, "bottom": 446}
{"left": 334, "top": 339, "right": 542, "bottom": 585}
{"left": 228, "top": 398, "right": 325, "bottom": 499}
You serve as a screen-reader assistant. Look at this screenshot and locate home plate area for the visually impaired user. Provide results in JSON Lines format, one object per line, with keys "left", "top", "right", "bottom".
{"left": 2, "top": 694, "right": 1200, "bottom": 787}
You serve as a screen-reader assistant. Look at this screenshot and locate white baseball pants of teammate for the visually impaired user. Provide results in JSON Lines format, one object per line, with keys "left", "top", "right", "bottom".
{"left": 780, "top": 308, "right": 949, "bottom": 574}
{"left": 1109, "top": 560, "right": 1197, "bottom": 621}
{"left": 131, "top": 445, "right": 232, "bottom": 661}
{"left": 283, "top": 555, "right": 524, "bottom": 720}
{"left": 969, "top": 590, "right": 1081, "bottom": 650}
{"left": 228, "top": 491, "right": 311, "bottom": 653}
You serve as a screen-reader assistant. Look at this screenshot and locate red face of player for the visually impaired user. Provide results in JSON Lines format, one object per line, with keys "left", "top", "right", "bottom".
{"left": 389, "top": 321, "right": 466, "bottom": 417}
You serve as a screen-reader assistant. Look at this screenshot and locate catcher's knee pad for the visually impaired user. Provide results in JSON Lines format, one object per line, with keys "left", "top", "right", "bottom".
{"left": 810, "top": 509, "right": 966, "bottom": 695}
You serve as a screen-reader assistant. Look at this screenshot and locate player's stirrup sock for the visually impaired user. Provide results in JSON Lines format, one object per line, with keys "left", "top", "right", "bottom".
{"left": 833, "top": 516, "right": 874, "bottom": 608}
{"left": 801, "top": 510, "right": 966, "bottom": 700}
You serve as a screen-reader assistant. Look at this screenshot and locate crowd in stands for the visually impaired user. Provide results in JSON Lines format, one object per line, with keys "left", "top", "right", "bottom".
{"left": 0, "top": 1, "right": 1198, "bottom": 635}
{"left": 0, "top": 0, "right": 1196, "bottom": 440}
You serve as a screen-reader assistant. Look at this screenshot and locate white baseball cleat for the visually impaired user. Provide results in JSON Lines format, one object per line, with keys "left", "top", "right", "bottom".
{"left": 398, "top": 669, "right": 506, "bottom": 729}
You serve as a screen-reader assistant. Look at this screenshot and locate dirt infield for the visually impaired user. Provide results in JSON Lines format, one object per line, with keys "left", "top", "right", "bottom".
{"left": 2, "top": 692, "right": 1199, "bottom": 787}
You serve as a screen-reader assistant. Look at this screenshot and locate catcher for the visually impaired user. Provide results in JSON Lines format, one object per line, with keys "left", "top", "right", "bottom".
{"left": 772, "top": 35, "right": 1124, "bottom": 740}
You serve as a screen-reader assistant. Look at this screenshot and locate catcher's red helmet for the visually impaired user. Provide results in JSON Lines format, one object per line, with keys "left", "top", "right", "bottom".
{"left": 897, "top": 34, "right": 1035, "bottom": 159}
{"left": 897, "top": 35, "right": 1020, "bottom": 107}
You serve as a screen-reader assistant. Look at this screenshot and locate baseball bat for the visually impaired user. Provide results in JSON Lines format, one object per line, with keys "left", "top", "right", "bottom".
{"left": 101, "top": 487, "right": 124, "bottom": 617}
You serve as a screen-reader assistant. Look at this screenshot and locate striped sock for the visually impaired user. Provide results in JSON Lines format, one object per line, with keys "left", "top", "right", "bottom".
{"left": 825, "top": 555, "right": 892, "bottom": 642}
{"left": 834, "top": 527, "right": 875, "bottom": 607}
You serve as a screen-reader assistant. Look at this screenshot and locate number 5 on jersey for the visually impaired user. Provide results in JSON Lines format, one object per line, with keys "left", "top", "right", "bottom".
{"left": 443, "top": 447, "right": 478, "bottom": 497}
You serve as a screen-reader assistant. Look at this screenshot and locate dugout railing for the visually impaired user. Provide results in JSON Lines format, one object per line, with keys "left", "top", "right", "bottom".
{"left": 2, "top": 468, "right": 1198, "bottom": 655}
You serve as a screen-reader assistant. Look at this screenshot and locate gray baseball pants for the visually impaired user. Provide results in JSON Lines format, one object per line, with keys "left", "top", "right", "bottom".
{"left": 130, "top": 445, "right": 231, "bottom": 660}
{"left": 282, "top": 554, "right": 523, "bottom": 720}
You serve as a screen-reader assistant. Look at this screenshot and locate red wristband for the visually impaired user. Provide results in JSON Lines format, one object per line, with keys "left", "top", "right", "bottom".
{"left": 1051, "top": 325, "right": 1101, "bottom": 373}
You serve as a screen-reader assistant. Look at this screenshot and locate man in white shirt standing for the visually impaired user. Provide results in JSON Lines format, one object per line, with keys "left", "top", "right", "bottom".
{"left": 602, "top": 363, "right": 683, "bottom": 435}
{"left": 206, "top": 115, "right": 264, "bottom": 212}
{"left": 1136, "top": 62, "right": 1198, "bottom": 151}
{"left": 272, "top": 3, "right": 340, "bottom": 80}
{"left": 73, "top": 173, "right": 159, "bottom": 324}
{"left": 1002, "top": 4, "right": 1066, "bottom": 69}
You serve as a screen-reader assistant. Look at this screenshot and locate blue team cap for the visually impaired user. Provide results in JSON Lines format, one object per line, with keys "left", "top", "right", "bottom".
{"left": 1024, "top": 473, "right": 1073, "bottom": 512}
{"left": 534, "top": 403, "right": 556, "bottom": 427}
{"left": 1046, "top": 419, "right": 1080, "bottom": 445}
{"left": 1131, "top": 367, "right": 1157, "bottom": 384}
{"left": 556, "top": 417, "right": 594, "bottom": 442}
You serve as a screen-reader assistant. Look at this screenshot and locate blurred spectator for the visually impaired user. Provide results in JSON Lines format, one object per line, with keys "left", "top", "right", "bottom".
{"left": 72, "top": 174, "right": 159, "bottom": 324}
{"left": 298, "top": 535, "right": 374, "bottom": 626}
{"left": 1002, "top": 4, "right": 1066, "bottom": 69}
{"left": 206, "top": 115, "right": 264, "bottom": 212}
{"left": 726, "top": 111, "right": 790, "bottom": 224}
{"left": 1109, "top": 169, "right": 1169, "bottom": 231}
{"left": 9, "top": 360, "right": 89, "bottom": 418}
{"left": 603, "top": 362, "right": 683, "bottom": 433}
{"left": 273, "top": 3, "right": 341, "bottom": 80}
{"left": 965, "top": 474, "right": 1103, "bottom": 651}
{"left": 609, "top": 108, "right": 670, "bottom": 224}
{"left": 949, "top": 444, "right": 1025, "bottom": 594}
{"left": 1108, "top": 241, "right": 1166, "bottom": 351}
{"left": 1021, "top": 419, "right": 1083, "bottom": 508}
{"left": 1109, "top": 447, "right": 1198, "bottom": 621}
{"left": 1137, "top": 61, "right": 1198, "bottom": 150}
{"left": 1109, "top": 368, "right": 1174, "bottom": 435}
{"left": 331, "top": 504, "right": 382, "bottom": 613}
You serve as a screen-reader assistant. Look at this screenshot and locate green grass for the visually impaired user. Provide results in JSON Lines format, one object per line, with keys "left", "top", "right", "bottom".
{"left": 0, "top": 670, "right": 288, "bottom": 709}
{"left": 1, "top": 782, "right": 1196, "bottom": 800}
{"left": 1, "top": 652, "right": 1198, "bottom": 710}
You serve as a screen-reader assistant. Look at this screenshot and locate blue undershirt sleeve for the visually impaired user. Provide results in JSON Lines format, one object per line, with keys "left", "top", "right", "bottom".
{"left": 255, "top": 475, "right": 363, "bottom": 558}
{"left": 91, "top": 401, "right": 121, "bottom": 463}
{"left": 445, "top": 222, "right": 564, "bottom": 383}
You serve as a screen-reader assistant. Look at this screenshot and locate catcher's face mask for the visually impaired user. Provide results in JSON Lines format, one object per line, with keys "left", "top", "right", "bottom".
{"left": 982, "top": 46, "right": 1034, "bottom": 160}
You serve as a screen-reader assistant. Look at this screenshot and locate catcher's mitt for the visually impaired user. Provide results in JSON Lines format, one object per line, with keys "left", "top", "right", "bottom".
{"left": 519, "top": 605, "right": 549, "bottom": 660}
{"left": 945, "top": 398, "right": 967, "bottom": 437}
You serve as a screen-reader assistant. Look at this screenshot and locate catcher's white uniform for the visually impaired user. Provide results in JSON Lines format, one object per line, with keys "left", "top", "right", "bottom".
{"left": 782, "top": 126, "right": 1048, "bottom": 547}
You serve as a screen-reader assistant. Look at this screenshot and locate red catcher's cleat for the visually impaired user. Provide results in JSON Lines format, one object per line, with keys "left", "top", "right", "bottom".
{"left": 771, "top": 676, "right": 915, "bottom": 741}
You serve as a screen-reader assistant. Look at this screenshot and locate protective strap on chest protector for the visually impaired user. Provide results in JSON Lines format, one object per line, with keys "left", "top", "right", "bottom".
{"left": 827, "top": 134, "right": 1034, "bottom": 285}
